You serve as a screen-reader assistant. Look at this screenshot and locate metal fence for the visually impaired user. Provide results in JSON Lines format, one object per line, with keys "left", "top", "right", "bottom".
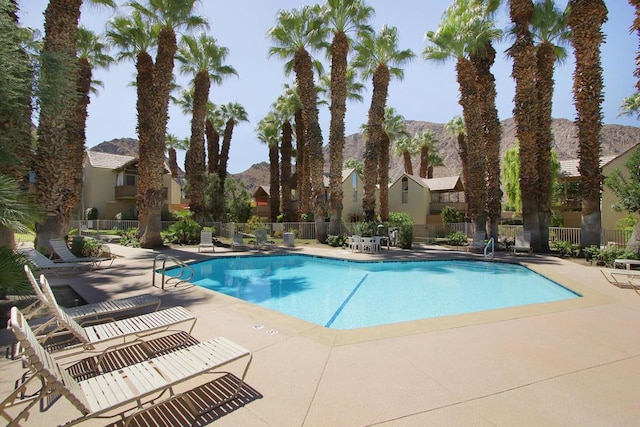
{"left": 68, "top": 219, "right": 630, "bottom": 248}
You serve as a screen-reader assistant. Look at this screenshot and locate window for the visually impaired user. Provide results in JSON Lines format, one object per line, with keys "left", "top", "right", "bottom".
{"left": 352, "top": 189, "right": 357, "bottom": 203}
{"left": 401, "top": 177, "right": 408, "bottom": 204}
{"left": 125, "top": 174, "right": 136, "bottom": 186}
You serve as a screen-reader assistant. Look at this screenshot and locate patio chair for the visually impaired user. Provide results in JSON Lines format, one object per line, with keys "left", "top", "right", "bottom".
{"left": 254, "top": 229, "right": 274, "bottom": 251}
{"left": 467, "top": 231, "right": 486, "bottom": 253}
{"left": 49, "top": 238, "right": 115, "bottom": 269}
{"left": 2, "top": 306, "right": 252, "bottom": 427}
{"left": 198, "top": 230, "right": 215, "bottom": 253}
{"left": 599, "top": 268, "right": 640, "bottom": 289}
{"left": 512, "top": 231, "right": 532, "bottom": 255}
{"left": 361, "top": 237, "right": 377, "bottom": 253}
{"left": 19, "top": 248, "right": 91, "bottom": 277}
{"left": 348, "top": 235, "right": 362, "bottom": 253}
{"left": 231, "top": 233, "right": 250, "bottom": 251}
{"left": 36, "top": 274, "right": 196, "bottom": 353}
{"left": 24, "top": 265, "right": 161, "bottom": 326}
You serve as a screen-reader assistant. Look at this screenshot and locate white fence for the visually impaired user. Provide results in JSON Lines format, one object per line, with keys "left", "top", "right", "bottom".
{"left": 68, "top": 220, "right": 630, "bottom": 248}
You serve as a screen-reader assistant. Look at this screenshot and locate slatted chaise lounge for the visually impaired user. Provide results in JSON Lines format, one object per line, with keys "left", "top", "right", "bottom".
{"left": 2, "top": 307, "right": 252, "bottom": 427}
{"left": 198, "top": 230, "right": 215, "bottom": 253}
{"left": 49, "top": 238, "right": 116, "bottom": 269}
{"left": 36, "top": 274, "right": 196, "bottom": 352}
{"left": 24, "top": 265, "right": 161, "bottom": 325}
{"left": 19, "top": 248, "right": 90, "bottom": 277}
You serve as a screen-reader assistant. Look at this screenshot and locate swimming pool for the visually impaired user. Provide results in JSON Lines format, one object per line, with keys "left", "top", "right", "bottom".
{"left": 165, "top": 255, "right": 580, "bottom": 330}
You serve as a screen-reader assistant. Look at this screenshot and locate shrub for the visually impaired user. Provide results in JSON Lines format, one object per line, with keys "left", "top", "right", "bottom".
{"left": 595, "top": 245, "right": 638, "bottom": 267}
{"left": 327, "top": 234, "right": 348, "bottom": 247}
{"left": 85, "top": 207, "right": 98, "bottom": 220}
{"left": 551, "top": 240, "right": 576, "bottom": 257}
{"left": 352, "top": 221, "right": 379, "bottom": 237}
{"left": 446, "top": 231, "right": 468, "bottom": 246}
{"left": 389, "top": 212, "right": 414, "bottom": 249}
{"left": 162, "top": 211, "right": 201, "bottom": 245}
{"left": 0, "top": 247, "right": 31, "bottom": 299}
{"left": 119, "top": 228, "right": 140, "bottom": 248}
{"left": 70, "top": 236, "right": 102, "bottom": 257}
{"left": 441, "top": 206, "right": 462, "bottom": 230}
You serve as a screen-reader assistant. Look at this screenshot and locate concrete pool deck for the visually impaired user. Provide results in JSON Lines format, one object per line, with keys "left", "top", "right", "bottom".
{"left": 2, "top": 242, "right": 640, "bottom": 426}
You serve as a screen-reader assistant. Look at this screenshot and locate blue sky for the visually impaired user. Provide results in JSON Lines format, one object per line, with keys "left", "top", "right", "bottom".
{"left": 19, "top": 0, "right": 638, "bottom": 174}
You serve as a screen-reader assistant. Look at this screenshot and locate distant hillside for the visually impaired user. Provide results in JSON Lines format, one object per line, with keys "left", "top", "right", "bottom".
{"left": 91, "top": 118, "right": 640, "bottom": 194}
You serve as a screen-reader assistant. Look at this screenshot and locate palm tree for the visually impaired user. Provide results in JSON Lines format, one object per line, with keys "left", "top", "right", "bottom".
{"left": 268, "top": 5, "right": 329, "bottom": 242}
{"left": 411, "top": 129, "right": 437, "bottom": 179}
{"left": 531, "top": 0, "right": 570, "bottom": 251}
{"left": 256, "top": 113, "right": 281, "bottom": 222}
{"left": 321, "top": 0, "right": 373, "bottom": 235}
{"left": 345, "top": 158, "right": 364, "bottom": 176}
{"left": 177, "top": 33, "right": 236, "bottom": 223}
{"left": 568, "top": 0, "right": 608, "bottom": 249}
{"left": 444, "top": 116, "right": 469, "bottom": 210}
{"left": 126, "top": 0, "right": 207, "bottom": 248}
{"left": 353, "top": 25, "right": 414, "bottom": 222}
{"left": 631, "top": 0, "right": 640, "bottom": 92}
{"left": 217, "top": 102, "right": 248, "bottom": 220}
{"left": 33, "top": 0, "right": 115, "bottom": 252}
{"left": 424, "top": 4, "right": 488, "bottom": 235}
{"left": 393, "top": 135, "right": 418, "bottom": 175}
{"left": 272, "top": 87, "right": 299, "bottom": 222}
{"left": 619, "top": 93, "right": 640, "bottom": 119}
{"left": 380, "top": 107, "right": 409, "bottom": 221}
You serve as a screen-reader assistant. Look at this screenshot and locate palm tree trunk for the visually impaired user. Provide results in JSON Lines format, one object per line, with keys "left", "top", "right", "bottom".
{"left": 419, "top": 145, "right": 428, "bottom": 178}
{"left": 510, "top": 0, "right": 541, "bottom": 249}
{"left": 138, "top": 27, "right": 176, "bottom": 248}
{"left": 295, "top": 47, "right": 326, "bottom": 242}
{"left": 328, "top": 31, "right": 348, "bottom": 236}
{"left": 34, "top": 0, "right": 82, "bottom": 253}
{"left": 205, "top": 119, "right": 219, "bottom": 174}
{"left": 456, "top": 58, "right": 486, "bottom": 234}
{"left": 568, "top": 0, "right": 608, "bottom": 248}
{"left": 281, "top": 120, "right": 293, "bottom": 221}
{"left": 294, "top": 108, "right": 309, "bottom": 216}
{"left": 186, "top": 70, "right": 210, "bottom": 223}
{"left": 218, "top": 119, "right": 234, "bottom": 198}
{"left": 363, "top": 64, "right": 389, "bottom": 222}
{"left": 378, "top": 133, "right": 390, "bottom": 222}
{"left": 402, "top": 151, "right": 413, "bottom": 175}
{"left": 269, "top": 142, "right": 280, "bottom": 222}
{"left": 535, "top": 41, "right": 556, "bottom": 252}
{"left": 135, "top": 51, "right": 154, "bottom": 238}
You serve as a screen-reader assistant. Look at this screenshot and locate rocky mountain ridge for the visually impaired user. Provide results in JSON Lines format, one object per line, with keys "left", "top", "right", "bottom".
{"left": 91, "top": 117, "right": 640, "bottom": 193}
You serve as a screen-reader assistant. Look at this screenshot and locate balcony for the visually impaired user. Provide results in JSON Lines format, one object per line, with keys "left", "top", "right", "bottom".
{"left": 115, "top": 185, "right": 168, "bottom": 200}
{"left": 429, "top": 202, "right": 467, "bottom": 215}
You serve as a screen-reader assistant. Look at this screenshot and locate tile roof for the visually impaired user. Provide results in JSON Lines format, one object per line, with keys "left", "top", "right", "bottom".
{"left": 85, "top": 151, "right": 135, "bottom": 170}
{"left": 559, "top": 156, "right": 616, "bottom": 178}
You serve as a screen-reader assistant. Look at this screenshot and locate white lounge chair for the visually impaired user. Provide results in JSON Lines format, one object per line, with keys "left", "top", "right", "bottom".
{"left": 467, "top": 231, "right": 486, "bottom": 253}
{"left": 512, "top": 231, "right": 532, "bottom": 255}
{"left": 231, "top": 233, "right": 250, "bottom": 251}
{"left": 49, "top": 238, "right": 115, "bottom": 268}
{"left": 198, "top": 230, "right": 215, "bottom": 253}
{"left": 24, "top": 265, "right": 160, "bottom": 325}
{"left": 254, "top": 229, "right": 274, "bottom": 251}
{"left": 2, "top": 307, "right": 252, "bottom": 427}
{"left": 348, "top": 235, "right": 362, "bottom": 253}
{"left": 19, "top": 247, "right": 90, "bottom": 277}
{"left": 36, "top": 274, "right": 196, "bottom": 352}
{"left": 599, "top": 268, "right": 640, "bottom": 289}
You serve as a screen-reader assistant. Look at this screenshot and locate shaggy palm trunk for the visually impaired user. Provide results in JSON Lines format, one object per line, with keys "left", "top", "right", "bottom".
{"left": 328, "top": 32, "right": 348, "bottom": 236}
{"left": 280, "top": 120, "right": 293, "bottom": 221}
{"left": 631, "top": 0, "right": 640, "bottom": 92}
{"left": 568, "top": 0, "right": 607, "bottom": 249}
{"left": 186, "top": 70, "right": 210, "bottom": 223}
{"left": 510, "top": 0, "right": 541, "bottom": 249}
{"left": 472, "top": 42, "right": 502, "bottom": 242}
{"left": 535, "top": 42, "right": 556, "bottom": 252}
{"left": 217, "top": 118, "right": 235, "bottom": 220}
{"left": 294, "top": 108, "right": 310, "bottom": 217}
{"left": 457, "top": 132, "right": 470, "bottom": 210}
{"left": 34, "top": 0, "right": 82, "bottom": 253}
{"left": 456, "top": 58, "right": 486, "bottom": 234}
{"left": 269, "top": 142, "right": 280, "bottom": 222}
{"left": 205, "top": 120, "right": 220, "bottom": 175}
{"left": 378, "top": 133, "right": 390, "bottom": 222}
{"left": 294, "top": 47, "right": 326, "bottom": 242}
{"left": 402, "top": 151, "right": 413, "bottom": 175}
{"left": 418, "top": 145, "right": 428, "bottom": 178}
{"left": 363, "top": 64, "right": 389, "bottom": 222}
{"left": 134, "top": 51, "right": 154, "bottom": 239}
{"left": 168, "top": 148, "right": 178, "bottom": 178}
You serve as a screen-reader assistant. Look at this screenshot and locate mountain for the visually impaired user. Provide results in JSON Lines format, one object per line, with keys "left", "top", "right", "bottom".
{"left": 91, "top": 118, "right": 640, "bottom": 194}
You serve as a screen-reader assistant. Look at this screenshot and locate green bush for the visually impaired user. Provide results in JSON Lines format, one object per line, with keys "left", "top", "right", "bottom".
{"left": 595, "top": 245, "right": 638, "bottom": 267}
{"left": 352, "top": 221, "right": 379, "bottom": 237}
{"left": 119, "top": 228, "right": 140, "bottom": 248}
{"left": 0, "top": 247, "right": 31, "bottom": 299}
{"left": 162, "top": 212, "right": 201, "bottom": 245}
{"left": 446, "top": 231, "right": 468, "bottom": 246}
{"left": 70, "top": 236, "right": 102, "bottom": 257}
{"left": 85, "top": 207, "right": 98, "bottom": 220}
{"left": 551, "top": 240, "right": 577, "bottom": 257}
{"left": 327, "top": 234, "right": 348, "bottom": 247}
{"left": 389, "top": 212, "right": 414, "bottom": 249}
{"left": 441, "top": 206, "right": 463, "bottom": 229}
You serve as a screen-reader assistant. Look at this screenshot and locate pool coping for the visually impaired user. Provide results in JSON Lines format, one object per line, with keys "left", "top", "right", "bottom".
{"left": 177, "top": 252, "right": 615, "bottom": 347}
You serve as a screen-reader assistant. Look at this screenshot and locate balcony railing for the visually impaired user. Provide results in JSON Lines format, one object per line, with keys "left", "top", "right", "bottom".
{"left": 115, "top": 185, "right": 168, "bottom": 199}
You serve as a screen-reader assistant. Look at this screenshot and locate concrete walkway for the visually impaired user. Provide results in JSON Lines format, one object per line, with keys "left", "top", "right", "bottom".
{"left": 1, "top": 242, "right": 639, "bottom": 426}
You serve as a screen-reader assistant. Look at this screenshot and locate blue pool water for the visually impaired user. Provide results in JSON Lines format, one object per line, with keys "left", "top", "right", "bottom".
{"left": 165, "top": 255, "right": 580, "bottom": 330}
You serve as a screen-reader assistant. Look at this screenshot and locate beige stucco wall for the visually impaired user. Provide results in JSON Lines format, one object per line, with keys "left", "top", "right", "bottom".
{"left": 82, "top": 164, "right": 116, "bottom": 220}
{"left": 341, "top": 171, "right": 366, "bottom": 222}
{"left": 388, "top": 176, "right": 427, "bottom": 225}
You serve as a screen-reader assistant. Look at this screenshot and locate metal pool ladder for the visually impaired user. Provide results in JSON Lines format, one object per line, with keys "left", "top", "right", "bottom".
{"left": 152, "top": 254, "right": 194, "bottom": 290}
{"left": 484, "top": 237, "right": 495, "bottom": 259}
